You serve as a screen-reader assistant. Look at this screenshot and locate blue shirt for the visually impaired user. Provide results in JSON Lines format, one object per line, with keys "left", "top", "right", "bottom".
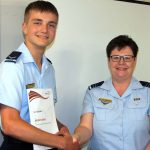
{"left": 82, "top": 78, "right": 150, "bottom": 150}
{"left": 0, "top": 43, "right": 57, "bottom": 123}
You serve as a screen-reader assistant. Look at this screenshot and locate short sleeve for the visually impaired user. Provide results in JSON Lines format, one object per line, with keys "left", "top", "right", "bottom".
{"left": 0, "top": 62, "right": 24, "bottom": 111}
{"left": 82, "top": 89, "right": 94, "bottom": 115}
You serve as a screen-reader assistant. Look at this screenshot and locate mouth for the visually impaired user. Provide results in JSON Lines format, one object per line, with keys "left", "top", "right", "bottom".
{"left": 37, "top": 34, "right": 49, "bottom": 39}
{"left": 116, "top": 67, "right": 128, "bottom": 71}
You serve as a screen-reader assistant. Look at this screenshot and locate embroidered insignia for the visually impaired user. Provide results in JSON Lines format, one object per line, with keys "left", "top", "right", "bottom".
{"left": 5, "top": 51, "right": 22, "bottom": 63}
{"left": 140, "top": 81, "right": 150, "bottom": 88}
{"left": 26, "top": 83, "right": 35, "bottom": 89}
{"left": 88, "top": 81, "right": 104, "bottom": 90}
{"left": 99, "top": 98, "right": 112, "bottom": 105}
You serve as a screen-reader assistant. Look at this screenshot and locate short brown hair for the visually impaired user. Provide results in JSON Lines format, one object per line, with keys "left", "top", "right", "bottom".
{"left": 24, "top": 0, "right": 59, "bottom": 22}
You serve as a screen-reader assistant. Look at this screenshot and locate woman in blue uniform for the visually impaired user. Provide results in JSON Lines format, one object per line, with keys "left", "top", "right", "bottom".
{"left": 73, "top": 35, "right": 150, "bottom": 150}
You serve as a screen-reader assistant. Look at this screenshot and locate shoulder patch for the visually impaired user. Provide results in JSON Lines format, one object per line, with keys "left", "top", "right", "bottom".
{"left": 46, "top": 58, "right": 52, "bottom": 64}
{"left": 5, "top": 51, "right": 22, "bottom": 63}
{"left": 88, "top": 81, "right": 104, "bottom": 90}
{"left": 140, "top": 81, "right": 150, "bottom": 88}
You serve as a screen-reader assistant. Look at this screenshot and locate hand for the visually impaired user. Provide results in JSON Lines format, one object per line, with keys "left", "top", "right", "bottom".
{"left": 60, "top": 126, "right": 70, "bottom": 135}
{"left": 55, "top": 126, "right": 72, "bottom": 150}
{"left": 60, "top": 131, "right": 73, "bottom": 150}
{"left": 56, "top": 126, "right": 70, "bottom": 137}
{"left": 58, "top": 135, "right": 81, "bottom": 150}
{"left": 57, "top": 126, "right": 81, "bottom": 150}
{"left": 73, "top": 135, "right": 81, "bottom": 150}
{"left": 73, "top": 138, "right": 81, "bottom": 150}
{"left": 63, "top": 135, "right": 81, "bottom": 150}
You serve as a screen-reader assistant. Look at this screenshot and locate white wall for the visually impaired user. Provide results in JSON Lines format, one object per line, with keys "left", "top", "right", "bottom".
{"left": 0, "top": 0, "right": 150, "bottom": 149}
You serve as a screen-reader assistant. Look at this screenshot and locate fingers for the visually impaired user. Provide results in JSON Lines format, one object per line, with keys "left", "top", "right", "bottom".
{"left": 57, "top": 127, "right": 81, "bottom": 150}
{"left": 59, "top": 126, "right": 70, "bottom": 136}
{"left": 73, "top": 140, "right": 81, "bottom": 150}
{"left": 60, "top": 126, "right": 70, "bottom": 134}
{"left": 73, "top": 135, "right": 81, "bottom": 150}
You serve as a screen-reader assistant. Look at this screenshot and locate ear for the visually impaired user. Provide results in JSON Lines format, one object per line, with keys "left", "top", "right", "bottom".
{"left": 22, "top": 22, "right": 27, "bottom": 35}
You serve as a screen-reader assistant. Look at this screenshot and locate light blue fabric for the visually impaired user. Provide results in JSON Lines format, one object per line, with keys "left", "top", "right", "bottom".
{"left": 82, "top": 78, "right": 150, "bottom": 150}
{"left": 0, "top": 43, "right": 57, "bottom": 123}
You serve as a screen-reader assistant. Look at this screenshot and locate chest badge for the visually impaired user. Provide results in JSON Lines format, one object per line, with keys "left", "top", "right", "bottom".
{"left": 26, "top": 83, "right": 35, "bottom": 89}
{"left": 99, "top": 98, "right": 112, "bottom": 105}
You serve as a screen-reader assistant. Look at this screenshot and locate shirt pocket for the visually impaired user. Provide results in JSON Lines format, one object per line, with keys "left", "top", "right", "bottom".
{"left": 126, "top": 97, "right": 148, "bottom": 120}
{"left": 93, "top": 100, "right": 115, "bottom": 121}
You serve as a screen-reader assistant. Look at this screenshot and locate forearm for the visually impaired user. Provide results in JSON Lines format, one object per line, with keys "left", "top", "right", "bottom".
{"left": 1, "top": 106, "right": 65, "bottom": 149}
{"left": 3, "top": 117, "right": 65, "bottom": 148}
{"left": 73, "top": 125, "right": 92, "bottom": 145}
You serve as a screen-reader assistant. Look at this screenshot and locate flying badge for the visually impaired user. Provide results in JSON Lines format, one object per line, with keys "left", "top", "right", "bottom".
{"left": 26, "top": 83, "right": 35, "bottom": 89}
{"left": 99, "top": 98, "right": 112, "bottom": 105}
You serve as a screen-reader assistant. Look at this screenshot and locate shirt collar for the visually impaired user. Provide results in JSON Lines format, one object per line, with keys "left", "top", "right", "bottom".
{"left": 17, "top": 43, "right": 48, "bottom": 67}
{"left": 17, "top": 43, "right": 34, "bottom": 63}
{"left": 100, "top": 77, "right": 143, "bottom": 91}
{"left": 99, "top": 77, "right": 144, "bottom": 98}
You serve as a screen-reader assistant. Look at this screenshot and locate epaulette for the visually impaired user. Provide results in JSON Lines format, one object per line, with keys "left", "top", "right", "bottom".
{"left": 5, "top": 51, "right": 22, "bottom": 63}
{"left": 88, "top": 81, "right": 104, "bottom": 90}
{"left": 140, "top": 81, "right": 150, "bottom": 88}
{"left": 46, "top": 58, "right": 52, "bottom": 64}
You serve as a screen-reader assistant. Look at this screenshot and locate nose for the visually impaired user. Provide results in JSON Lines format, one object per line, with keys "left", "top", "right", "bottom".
{"left": 118, "top": 57, "right": 125, "bottom": 64}
{"left": 41, "top": 24, "right": 48, "bottom": 33}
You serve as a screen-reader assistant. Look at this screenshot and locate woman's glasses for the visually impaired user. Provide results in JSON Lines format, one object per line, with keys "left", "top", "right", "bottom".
{"left": 110, "top": 55, "right": 135, "bottom": 62}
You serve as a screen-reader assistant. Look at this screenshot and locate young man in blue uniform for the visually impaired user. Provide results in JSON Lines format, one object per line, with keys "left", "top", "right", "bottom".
{"left": 73, "top": 35, "right": 150, "bottom": 150}
{"left": 0, "top": 1, "right": 78, "bottom": 150}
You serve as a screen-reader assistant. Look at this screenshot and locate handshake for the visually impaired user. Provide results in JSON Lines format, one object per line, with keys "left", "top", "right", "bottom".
{"left": 56, "top": 126, "right": 81, "bottom": 150}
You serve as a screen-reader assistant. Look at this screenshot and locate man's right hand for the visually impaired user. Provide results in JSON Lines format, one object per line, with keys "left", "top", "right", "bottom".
{"left": 58, "top": 131, "right": 81, "bottom": 150}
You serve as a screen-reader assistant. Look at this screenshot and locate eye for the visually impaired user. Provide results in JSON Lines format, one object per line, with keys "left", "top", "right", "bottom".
{"left": 114, "top": 56, "right": 120, "bottom": 60}
{"left": 48, "top": 23, "right": 57, "bottom": 29}
{"left": 111, "top": 56, "right": 120, "bottom": 61}
{"left": 33, "top": 21, "right": 42, "bottom": 25}
{"left": 124, "top": 56, "right": 131, "bottom": 61}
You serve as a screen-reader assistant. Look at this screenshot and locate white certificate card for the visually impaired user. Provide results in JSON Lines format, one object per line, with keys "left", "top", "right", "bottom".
{"left": 27, "top": 89, "right": 58, "bottom": 150}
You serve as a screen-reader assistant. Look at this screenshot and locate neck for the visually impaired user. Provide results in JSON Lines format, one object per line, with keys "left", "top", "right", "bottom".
{"left": 112, "top": 78, "right": 131, "bottom": 96}
{"left": 25, "top": 42, "right": 45, "bottom": 70}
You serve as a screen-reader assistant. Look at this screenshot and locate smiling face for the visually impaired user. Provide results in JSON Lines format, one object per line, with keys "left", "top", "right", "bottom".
{"left": 22, "top": 10, "right": 58, "bottom": 51}
{"left": 108, "top": 46, "right": 137, "bottom": 83}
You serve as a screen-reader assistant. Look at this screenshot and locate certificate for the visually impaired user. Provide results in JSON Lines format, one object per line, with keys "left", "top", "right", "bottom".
{"left": 27, "top": 89, "right": 58, "bottom": 150}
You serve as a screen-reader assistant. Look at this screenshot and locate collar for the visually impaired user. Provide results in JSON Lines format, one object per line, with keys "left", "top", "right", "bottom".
{"left": 17, "top": 43, "right": 34, "bottom": 63}
{"left": 100, "top": 77, "right": 143, "bottom": 91}
{"left": 17, "top": 43, "right": 49, "bottom": 67}
{"left": 100, "top": 77, "right": 144, "bottom": 98}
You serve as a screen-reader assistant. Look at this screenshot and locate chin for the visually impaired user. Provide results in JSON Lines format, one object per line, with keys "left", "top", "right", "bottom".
{"left": 38, "top": 42, "right": 49, "bottom": 47}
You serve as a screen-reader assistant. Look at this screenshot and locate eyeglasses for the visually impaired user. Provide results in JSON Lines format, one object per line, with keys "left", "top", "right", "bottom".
{"left": 110, "top": 55, "right": 135, "bottom": 62}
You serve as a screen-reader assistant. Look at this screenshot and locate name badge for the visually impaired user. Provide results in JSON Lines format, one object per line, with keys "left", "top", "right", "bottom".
{"left": 26, "top": 83, "right": 35, "bottom": 89}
